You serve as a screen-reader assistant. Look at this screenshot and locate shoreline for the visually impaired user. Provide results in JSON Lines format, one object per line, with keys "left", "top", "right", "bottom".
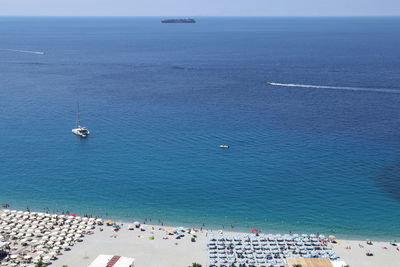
{"left": 1, "top": 207, "right": 396, "bottom": 242}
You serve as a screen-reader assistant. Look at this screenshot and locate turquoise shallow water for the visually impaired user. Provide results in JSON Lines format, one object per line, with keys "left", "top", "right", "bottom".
{"left": 0, "top": 17, "right": 400, "bottom": 240}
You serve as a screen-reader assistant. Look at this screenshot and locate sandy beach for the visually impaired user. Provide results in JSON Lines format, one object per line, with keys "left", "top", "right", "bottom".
{"left": 1, "top": 209, "right": 400, "bottom": 267}
{"left": 333, "top": 239, "right": 400, "bottom": 267}
{"left": 55, "top": 222, "right": 400, "bottom": 267}
{"left": 55, "top": 223, "right": 209, "bottom": 267}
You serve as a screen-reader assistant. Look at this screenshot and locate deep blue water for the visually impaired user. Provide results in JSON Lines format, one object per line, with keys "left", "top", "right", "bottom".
{"left": 0, "top": 17, "right": 400, "bottom": 240}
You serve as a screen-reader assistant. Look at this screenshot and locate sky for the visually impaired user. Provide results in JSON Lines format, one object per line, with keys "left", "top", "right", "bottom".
{"left": 0, "top": 0, "right": 399, "bottom": 16}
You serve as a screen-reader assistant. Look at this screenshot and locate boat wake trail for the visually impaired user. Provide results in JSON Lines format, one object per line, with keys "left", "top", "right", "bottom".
{"left": 0, "top": 49, "right": 45, "bottom": 55}
{"left": 268, "top": 82, "right": 400, "bottom": 94}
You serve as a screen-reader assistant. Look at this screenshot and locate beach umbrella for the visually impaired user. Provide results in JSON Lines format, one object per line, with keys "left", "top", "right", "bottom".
{"left": 251, "top": 228, "right": 258, "bottom": 233}
{"left": 328, "top": 235, "right": 336, "bottom": 241}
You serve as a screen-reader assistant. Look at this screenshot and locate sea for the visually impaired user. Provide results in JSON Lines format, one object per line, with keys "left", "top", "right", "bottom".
{"left": 0, "top": 17, "right": 400, "bottom": 240}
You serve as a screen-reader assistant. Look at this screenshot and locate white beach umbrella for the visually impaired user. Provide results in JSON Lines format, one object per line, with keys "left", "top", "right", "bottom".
{"left": 45, "top": 255, "right": 54, "bottom": 261}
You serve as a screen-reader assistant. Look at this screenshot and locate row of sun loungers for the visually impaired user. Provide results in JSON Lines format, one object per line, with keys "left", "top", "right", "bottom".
{"left": 207, "top": 233, "right": 339, "bottom": 267}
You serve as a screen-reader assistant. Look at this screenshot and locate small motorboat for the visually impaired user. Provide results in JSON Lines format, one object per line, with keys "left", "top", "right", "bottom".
{"left": 219, "top": 144, "right": 230, "bottom": 149}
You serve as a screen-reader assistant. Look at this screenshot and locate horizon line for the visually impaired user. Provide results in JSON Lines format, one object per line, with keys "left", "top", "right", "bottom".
{"left": 0, "top": 15, "right": 399, "bottom": 18}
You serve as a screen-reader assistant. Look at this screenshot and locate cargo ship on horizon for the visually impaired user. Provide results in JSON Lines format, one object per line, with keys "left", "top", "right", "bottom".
{"left": 161, "top": 18, "right": 196, "bottom": 23}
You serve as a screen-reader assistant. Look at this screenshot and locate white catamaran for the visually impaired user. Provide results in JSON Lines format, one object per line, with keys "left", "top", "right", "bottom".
{"left": 72, "top": 104, "right": 90, "bottom": 138}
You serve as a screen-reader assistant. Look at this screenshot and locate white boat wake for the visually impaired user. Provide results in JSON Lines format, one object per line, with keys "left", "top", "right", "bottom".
{"left": 0, "top": 49, "right": 45, "bottom": 55}
{"left": 268, "top": 82, "right": 400, "bottom": 94}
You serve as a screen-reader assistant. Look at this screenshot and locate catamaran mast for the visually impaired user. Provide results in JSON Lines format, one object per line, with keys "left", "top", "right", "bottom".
{"left": 76, "top": 102, "right": 81, "bottom": 128}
